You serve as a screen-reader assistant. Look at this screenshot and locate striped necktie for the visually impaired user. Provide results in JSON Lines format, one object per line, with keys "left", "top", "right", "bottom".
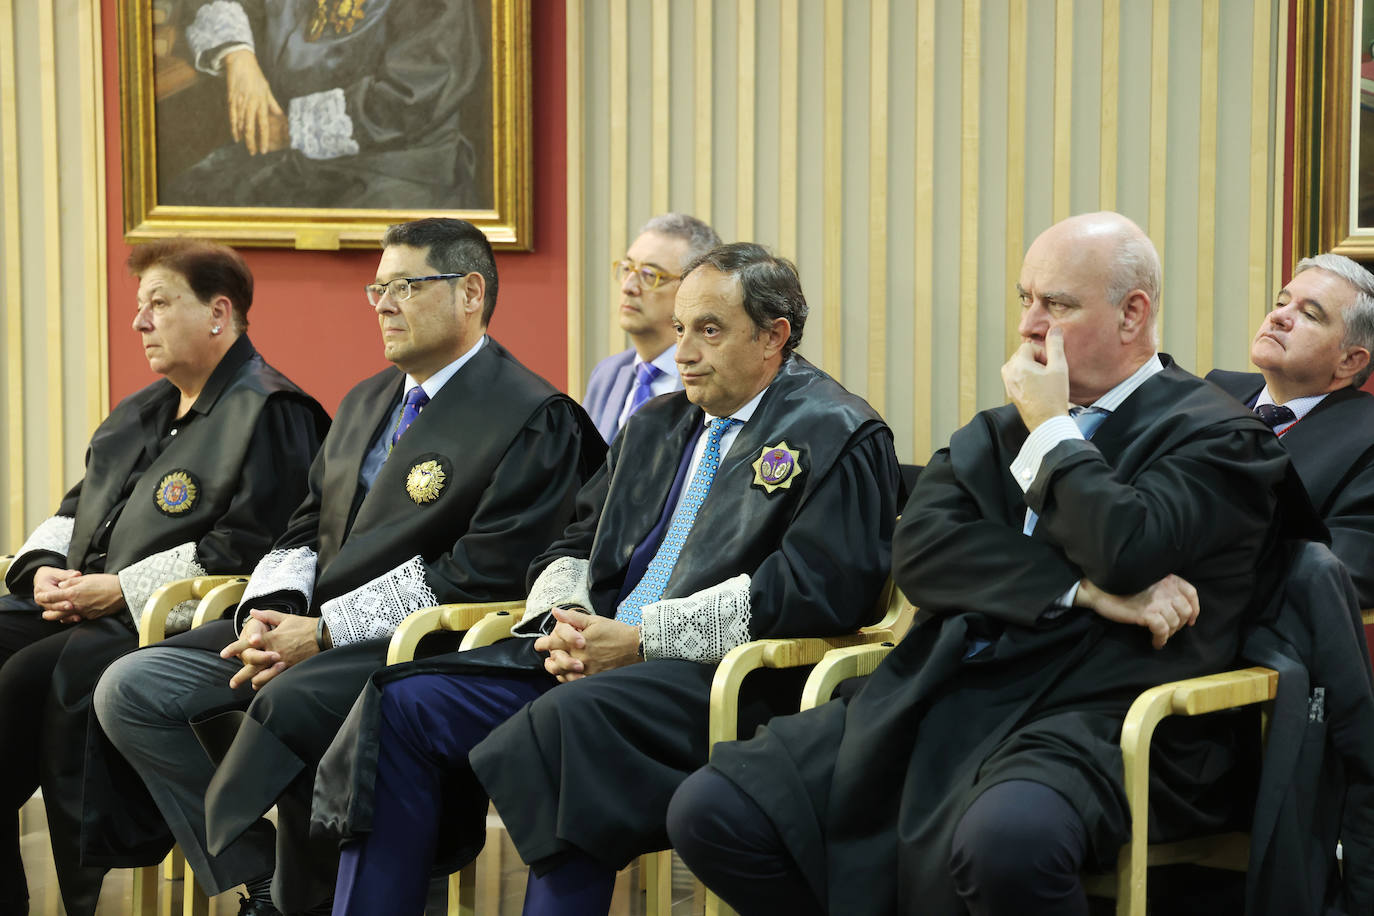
{"left": 627, "top": 362, "right": 662, "bottom": 417}
{"left": 391, "top": 386, "right": 430, "bottom": 448}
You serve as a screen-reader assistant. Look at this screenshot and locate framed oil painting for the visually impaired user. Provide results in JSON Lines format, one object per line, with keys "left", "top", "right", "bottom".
{"left": 117, "top": 0, "right": 531, "bottom": 250}
{"left": 1292, "top": 0, "right": 1374, "bottom": 261}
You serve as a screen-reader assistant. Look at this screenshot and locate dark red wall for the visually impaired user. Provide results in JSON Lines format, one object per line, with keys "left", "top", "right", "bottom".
{"left": 101, "top": 0, "right": 568, "bottom": 413}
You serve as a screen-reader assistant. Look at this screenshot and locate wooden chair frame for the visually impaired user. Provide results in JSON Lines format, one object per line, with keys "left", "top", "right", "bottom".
{"left": 801, "top": 643, "right": 1279, "bottom": 916}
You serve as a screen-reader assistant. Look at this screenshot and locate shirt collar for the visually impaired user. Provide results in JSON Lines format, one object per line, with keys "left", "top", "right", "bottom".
{"left": 1254, "top": 385, "right": 1328, "bottom": 425}
{"left": 403, "top": 335, "right": 485, "bottom": 400}
{"left": 703, "top": 385, "right": 769, "bottom": 428}
{"left": 634, "top": 344, "right": 679, "bottom": 378}
{"left": 1080, "top": 353, "right": 1165, "bottom": 414}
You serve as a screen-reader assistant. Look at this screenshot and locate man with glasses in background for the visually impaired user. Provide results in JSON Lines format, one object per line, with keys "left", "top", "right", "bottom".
{"left": 584, "top": 213, "right": 721, "bottom": 441}
{"left": 88, "top": 218, "right": 605, "bottom": 916}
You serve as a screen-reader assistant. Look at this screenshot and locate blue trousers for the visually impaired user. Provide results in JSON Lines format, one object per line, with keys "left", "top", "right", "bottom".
{"left": 333, "top": 672, "right": 621, "bottom": 916}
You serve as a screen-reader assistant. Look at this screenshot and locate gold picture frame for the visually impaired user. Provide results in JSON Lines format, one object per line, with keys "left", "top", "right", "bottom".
{"left": 1291, "top": 0, "right": 1374, "bottom": 261}
{"left": 117, "top": 0, "right": 531, "bottom": 251}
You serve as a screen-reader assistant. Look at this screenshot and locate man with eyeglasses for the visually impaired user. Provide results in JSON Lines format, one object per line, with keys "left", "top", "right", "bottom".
{"left": 88, "top": 218, "right": 606, "bottom": 916}
{"left": 584, "top": 213, "right": 721, "bottom": 441}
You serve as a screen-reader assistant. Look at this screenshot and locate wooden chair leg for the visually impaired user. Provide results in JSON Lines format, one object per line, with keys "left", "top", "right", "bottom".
{"left": 643, "top": 850, "right": 673, "bottom": 916}
{"left": 449, "top": 861, "right": 477, "bottom": 916}
{"left": 182, "top": 856, "right": 209, "bottom": 916}
{"left": 162, "top": 846, "right": 184, "bottom": 880}
{"left": 132, "top": 863, "right": 160, "bottom": 916}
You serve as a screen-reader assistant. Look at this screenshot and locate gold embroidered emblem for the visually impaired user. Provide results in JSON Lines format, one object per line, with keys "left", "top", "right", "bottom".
{"left": 751, "top": 442, "right": 803, "bottom": 493}
{"left": 308, "top": 0, "right": 368, "bottom": 41}
{"left": 154, "top": 470, "right": 199, "bottom": 515}
{"left": 406, "top": 459, "right": 447, "bottom": 505}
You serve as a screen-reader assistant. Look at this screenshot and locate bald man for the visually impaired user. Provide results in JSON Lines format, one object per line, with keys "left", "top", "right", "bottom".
{"left": 669, "top": 212, "right": 1305, "bottom": 916}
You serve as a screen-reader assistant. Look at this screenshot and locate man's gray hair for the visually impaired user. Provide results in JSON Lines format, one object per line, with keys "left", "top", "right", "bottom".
{"left": 1294, "top": 252, "right": 1374, "bottom": 387}
{"left": 639, "top": 212, "right": 722, "bottom": 265}
{"left": 1105, "top": 232, "right": 1162, "bottom": 315}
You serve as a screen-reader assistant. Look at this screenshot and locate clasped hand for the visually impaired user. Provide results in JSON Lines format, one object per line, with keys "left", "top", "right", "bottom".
{"left": 533, "top": 606, "right": 641, "bottom": 683}
{"left": 34, "top": 566, "right": 126, "bottom": 623}
{"left": 221, "top": 608, "right": 320, "bottom": 690}
{"left": 1076, "top": 573, "right": 1201, "bottom": 649}
{"left": 1002, "top": 327, "right": 1071, "bottom": 431}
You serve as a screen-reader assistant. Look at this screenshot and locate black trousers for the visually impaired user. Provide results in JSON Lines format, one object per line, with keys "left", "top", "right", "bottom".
{"left": 669, "top": 768, "right": 1091, "bottom": 916}
{"left": 0, "top": 596, "right": 136, "bottom": 916}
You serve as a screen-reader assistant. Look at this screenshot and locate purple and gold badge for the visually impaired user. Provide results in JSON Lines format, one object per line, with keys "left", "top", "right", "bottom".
{"left": 153, "top": 469, "right": 199, "bottom": 516}
{"left": 751, "top": 441, "right": 803, "bottom": 493}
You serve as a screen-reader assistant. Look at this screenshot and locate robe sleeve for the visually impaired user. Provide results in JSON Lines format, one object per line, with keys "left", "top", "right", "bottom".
{"left": 5, "top": 478, "right": 81, "bottom": 595}
{"left": 319, "top": 399, "right": 592, "bottom": 647}
{"left": 1026, "top": 427, "right": 1286, "bottom": 598}
{"left": 894, "top": 430, "right": 1083, "bottom": 627}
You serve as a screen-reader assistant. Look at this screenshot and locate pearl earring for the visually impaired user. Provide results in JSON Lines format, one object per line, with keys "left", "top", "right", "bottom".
{"left": 212, "top": 325, "right": 222, "bottom": 335}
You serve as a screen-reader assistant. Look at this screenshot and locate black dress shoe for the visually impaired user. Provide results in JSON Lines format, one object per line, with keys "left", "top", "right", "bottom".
{"left": 235, "top": 893, "right": 284, "bottom": 916}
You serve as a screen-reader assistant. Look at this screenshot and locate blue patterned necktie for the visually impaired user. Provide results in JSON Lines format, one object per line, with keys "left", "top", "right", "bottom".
{"left": 627, "top": 362, "right": 662, "bottom": 417}
{"left": 617, "top": 417, "right": 738, "bottom": 624}
{"left": 1023, "top": 407, "right": 1109, "bottom": 536}
{"left": 391, "top": 386, "right": 430, "bottom": 448}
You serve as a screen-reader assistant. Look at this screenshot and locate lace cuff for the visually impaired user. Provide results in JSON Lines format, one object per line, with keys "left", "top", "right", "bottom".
{"left": 320, "top": 556, "right": 439, "bottom": 647}
{"left": 288, "top": 89, "right": 360, "bottom": 160}
{"left": 119, "top": 543, "right": 207, "bottom": 632}
{"left": 513, "top": 556, "right": 591, "bottom": 637}
{"left": 185, "top": 0, "right": 255, "bottom": 72}
{"left": 640, "top": 574, "right": 752, "bottom": 664}
{"left": 14, "top": 515, "right": 75, "bottom": 566}
{"left": 240, "top": 546, "right": 317, "bottom": 612}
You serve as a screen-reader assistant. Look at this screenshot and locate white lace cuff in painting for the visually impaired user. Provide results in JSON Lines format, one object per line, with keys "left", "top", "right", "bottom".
{"left": 320, "top": 555, "right": 439, "bottom": 647}
{"left": 119, "top": 543, "right": 207, "bottom": 633}
{"left": 185, "top": 0, "right": 255, "bottom": 72}
{"left": 513, "top": 556, "right": 591, "bottom": 637}
{"left": 288, "top": 89, "right": 360, "bottom": 160}
{"left": 640, "top": 573, "right": 752, "bottom": 664}
{"left": 14, "top": 515, "right": 75, "bottom": 566}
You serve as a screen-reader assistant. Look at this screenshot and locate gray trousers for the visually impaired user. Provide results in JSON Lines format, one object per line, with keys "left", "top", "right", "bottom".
{"left": 93, "top": 644, "right": 274, "bottom": 895}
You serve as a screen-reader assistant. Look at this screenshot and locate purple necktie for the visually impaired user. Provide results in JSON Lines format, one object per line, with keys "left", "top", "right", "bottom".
{"left": 628, "top": 362, "right": 662, "bottom": 417}
{"left": 1254, "top": 402, "right": 1295, "bottom": 429}
{"left": 391, "top": 386, "right": 430, "bottom": 447}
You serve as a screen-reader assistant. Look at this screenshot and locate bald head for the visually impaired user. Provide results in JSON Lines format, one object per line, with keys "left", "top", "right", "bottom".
{"left": 1016, "top": 212, "right": 1161, "bottom": 404}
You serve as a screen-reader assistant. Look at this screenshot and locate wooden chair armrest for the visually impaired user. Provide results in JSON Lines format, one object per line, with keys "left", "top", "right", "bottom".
{"left": 0, "top": 555, "right": 12, "bottom": 596}
{"left": 459, "top": 609, "right": 522, "bottom": 651}
{"left": 386, "top": 600, "right": 526, "bottom": 664}
{"left": 799, "top": 642, "right": 898, "bottom": 710}
{"left": 707, "top": 631, "right": 894, "bottom": 751}
{"left": 190, "top": 578, "right": 249, "bottom": 629}
{"left": 140, "top": 575, "right": 249, "bottom": 647}
{"left": 1116, "top": 666, "right": 1277, "bottom": 909}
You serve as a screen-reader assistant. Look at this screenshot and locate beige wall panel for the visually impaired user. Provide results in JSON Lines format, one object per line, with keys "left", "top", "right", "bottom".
{"left": 570, "top": 0, "right": 1288, "bottom": 463}
{"left": 0, "top": 0, "right": 106, "bottom": 546}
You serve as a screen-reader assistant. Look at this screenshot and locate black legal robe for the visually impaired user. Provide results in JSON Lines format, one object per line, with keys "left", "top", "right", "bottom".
{"left": 3, "top": 335, "right": 328, "bottom": 916}
{"left": 1207, "top": 368, "right": 1374, "bottom": 606}
{"left": 162, "top": 338, "right": 606, "bottom": 911}
{"left": 311, "top": 354, "right": 902, "bottom": 876}
{"left": 707, "top": 358, "right": 1307, "bottom": 916}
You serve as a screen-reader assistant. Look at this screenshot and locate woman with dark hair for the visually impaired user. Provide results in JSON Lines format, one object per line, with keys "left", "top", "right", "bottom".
{"left": 0, "top": 238, "right": 329, "bottom": 915}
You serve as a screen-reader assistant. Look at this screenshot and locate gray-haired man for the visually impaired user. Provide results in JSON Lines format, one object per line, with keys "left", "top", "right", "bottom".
{"left": 583, "top": 213, "right": 722, "bottom": 441}
{"left": 1208, "top": 252, "right": 1374, "bottom": 605}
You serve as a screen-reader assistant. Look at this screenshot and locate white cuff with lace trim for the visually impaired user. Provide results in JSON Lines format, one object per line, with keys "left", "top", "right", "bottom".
{"left": 14, "top": 515, "right": 75, "bottom": 567}
{"left": 119, "top": 543, "right": 207, "bottom": 633}
{"left": 320, "top": 555, "right": 438, "bottom": 647}
{"left": 289, "top": 89, "right": 360, "bottom": 160}
{"left": 640, "top": 573, "right": 752, "bottom": 664}
{"left": 185, "top": 0, "right": 255, "bottom": 73}
{"left": 240, "top": 546, "right": 318, "bottom": 611}
{"left": 513, "top": 556, "right": 591, "bottom": 637}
